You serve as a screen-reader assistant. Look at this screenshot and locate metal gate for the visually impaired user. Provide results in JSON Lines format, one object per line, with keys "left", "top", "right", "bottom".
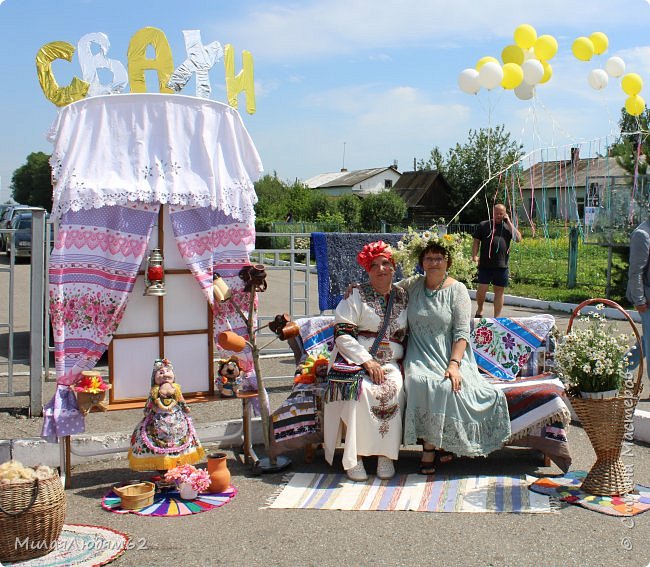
{"left": 0, "top": 210, "right": 50, "bottom": 416}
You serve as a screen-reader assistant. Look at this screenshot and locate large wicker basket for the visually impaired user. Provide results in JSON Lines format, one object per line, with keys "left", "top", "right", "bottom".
{"left": 0, "top": 472, "right": 66, "bottom": 562}
{"left": 566, "top": 298, "right": 644, "bottom": 496}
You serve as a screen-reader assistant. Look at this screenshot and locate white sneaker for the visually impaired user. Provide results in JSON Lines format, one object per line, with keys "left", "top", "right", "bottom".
{"left": 346, "top": 459, "right": 368, "bottom": 481}
{"left": 377, "top": 456, "right": 395, "bottom": 480}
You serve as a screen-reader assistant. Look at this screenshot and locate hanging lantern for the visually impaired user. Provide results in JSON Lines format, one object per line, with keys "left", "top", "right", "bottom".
{"left": 144, "top": 248, "right": 166, "bottom": 296}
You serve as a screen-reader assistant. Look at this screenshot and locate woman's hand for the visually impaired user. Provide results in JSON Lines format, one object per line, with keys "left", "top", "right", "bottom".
{"left": 343, "top": 283, "right": 359, "bottom": 299}
{"left": 362, "top": 359, "right": 385, "bottom": 384}
{"left": 444, "top": 364, "right": 462, "bottom": 393}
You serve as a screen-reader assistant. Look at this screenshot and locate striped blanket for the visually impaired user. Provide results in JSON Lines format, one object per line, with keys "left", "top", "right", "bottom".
{"left": 268, "top": 473, "right": 552, "bottom": 513}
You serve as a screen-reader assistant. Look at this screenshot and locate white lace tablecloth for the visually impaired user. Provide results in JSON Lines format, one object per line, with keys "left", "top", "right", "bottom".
{"left": 47, "top": 93, "right": 263, "bottom": 222}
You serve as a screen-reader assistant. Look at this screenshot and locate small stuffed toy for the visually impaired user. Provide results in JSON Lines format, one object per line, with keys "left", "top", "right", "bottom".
{"left": 295, "top": 353, "right": 329, "bottom": 385}
{"left": 217, "top": 355, "right": 242, "bottom": 397}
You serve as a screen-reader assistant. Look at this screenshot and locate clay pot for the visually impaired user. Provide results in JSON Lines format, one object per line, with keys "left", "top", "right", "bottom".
{"left": 239, "top": 264, "right": 268, "bottom": 292}
{"left": 207, "top": 452, "right": 231, "bottom": 493}
{"left": 218, "top": 331, "right": 246, "bottom": 352}
{"left": 279, "top": 321, "right": 300, "bottom": 340}
{"left": 269, "top": 313, "right": 291, "bottom": 335}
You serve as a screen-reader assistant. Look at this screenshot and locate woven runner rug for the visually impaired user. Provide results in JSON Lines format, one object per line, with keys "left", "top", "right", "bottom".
{"left": 6, "top": 524, "right": 128, "bottom": 566}
{"left": 529, "top": 471, "right": 650, "bottom": 516}
{"left": 267, "top": 473, "right": 552, "bottom": 513}
{"left": 101, "top": 486, "right": 237, "bottom": 517}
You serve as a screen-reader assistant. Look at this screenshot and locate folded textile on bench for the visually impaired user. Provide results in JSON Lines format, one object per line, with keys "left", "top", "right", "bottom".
{"left": 492, "top": 376, "right": 572, "bottom": 472}
{"left": 311, "top": 232, "right": 404, "bottom": 311}
{"left": 471, "top": 315, "right": 556, "bottom": 380}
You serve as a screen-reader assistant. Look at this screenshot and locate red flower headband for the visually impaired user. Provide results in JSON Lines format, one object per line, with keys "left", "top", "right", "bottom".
{"left": 356, "top": 240, "right": 395, "bottom": 272}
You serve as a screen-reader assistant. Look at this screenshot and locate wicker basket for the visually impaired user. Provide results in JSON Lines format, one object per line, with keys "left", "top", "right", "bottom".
{"left": 566, "top": 298, "right": 643, "bottom": 496}
{"left": 113, "top": 481, "right": 155, "bottom": 510}
{"left": 0, "top": 472, "right": 66, "bottom": 563}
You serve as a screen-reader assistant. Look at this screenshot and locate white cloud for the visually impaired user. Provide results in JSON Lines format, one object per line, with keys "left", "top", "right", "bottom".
{"left": 217, "top": 0, "right": 644, "bottom": 62}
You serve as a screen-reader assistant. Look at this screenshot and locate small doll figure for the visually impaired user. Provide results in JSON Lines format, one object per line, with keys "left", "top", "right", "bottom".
{"left": 217, "top": 356, "right": 242, "bottom": 398}
{"left": 128, "top": 358, "right": 205, "bottom": 472}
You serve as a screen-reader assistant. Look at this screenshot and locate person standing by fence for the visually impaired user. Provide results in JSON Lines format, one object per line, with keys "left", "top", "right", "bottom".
{"left": 471, "top": 204, "right": 522, "bottom": 318}
{"left": 627, "top": 215, "right": 650, "bottom": 378}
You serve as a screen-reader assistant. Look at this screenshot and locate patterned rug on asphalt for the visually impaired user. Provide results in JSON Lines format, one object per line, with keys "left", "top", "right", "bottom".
{"left": 6, "top": 524, "right": 128, "bottom": 566}
{"left": 267, "top": 473, "right": 552, "bottom": 513}
{"left": 101, "top": 486, "right": 237, "bottom": 516}
{"left": 529, "top": 470, "right": 650, "bottom": 516}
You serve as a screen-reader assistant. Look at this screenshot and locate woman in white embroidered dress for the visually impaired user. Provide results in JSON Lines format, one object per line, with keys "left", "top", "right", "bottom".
{"left": 323, "top": 241, "right": 408, "bottom": 481}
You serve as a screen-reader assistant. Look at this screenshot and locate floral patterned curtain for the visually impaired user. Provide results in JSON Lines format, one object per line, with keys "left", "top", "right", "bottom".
{"left": 42, "top": 203, "right": 160, "bottom": 441}
{"left": 168, "top": 205, "right": 259, "bottom": 391}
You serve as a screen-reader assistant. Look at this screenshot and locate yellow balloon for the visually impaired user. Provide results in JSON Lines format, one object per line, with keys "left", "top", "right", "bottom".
{"left": 476, "top": 56, "right": 499, "bottom": 71}
{"left": 501, "top": 45, "right": 524, "bottom": 65}
{"left": 589, "top": 32, "right": 608, "bottom": 55}
{"left": 622, "top": 73, "right": 643, "bottom": 96}
{"left": 501, "top": 63, "right": 524, "bottom": 89}
{"left": 625, "top": 94, "right": 645, "bottom": 116}
{"left": 534, "top": 35, "right": 558, "bottom": 61}
{"left": 35, "top": 41, "right": 89, "bottom": 107}
{"left": 514, "top": 24, "right": 537, "bottom": 49}
{"left": 539, "top": 61, "right": 553, "bottom": 84}
{"left": 224, "top": 45, "right": 256, "bottom": 114}
{"left": 572, "top": 37, "right": 594, "bottom": 61}
{"left": 127, "top": 27, "right": 175, "bottom": 93}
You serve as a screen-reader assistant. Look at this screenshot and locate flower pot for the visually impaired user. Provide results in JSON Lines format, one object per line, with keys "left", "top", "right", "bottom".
{"left": 580, "top": 389, "right": 619, "bottom": 399}
{"left": 74, "top": 387, "right": 111, "bottom": 414}
{"left": 218, "top": 331, "right": 246, "bottom": 352}
{"left": 207, "top": 452, "right": 231, "bottom": 493}
{"left": 178, "top": 482, "right": 198, "bottom": 500}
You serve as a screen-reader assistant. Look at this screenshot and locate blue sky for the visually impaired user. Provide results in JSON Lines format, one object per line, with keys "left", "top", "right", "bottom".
{"left": 2, "top": 0, "right": 650, "bottom": 202}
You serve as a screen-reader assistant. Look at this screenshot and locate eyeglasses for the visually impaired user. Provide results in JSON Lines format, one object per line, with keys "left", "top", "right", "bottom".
{"left": 423, "top": 256, "right": 446, "bottom": 263}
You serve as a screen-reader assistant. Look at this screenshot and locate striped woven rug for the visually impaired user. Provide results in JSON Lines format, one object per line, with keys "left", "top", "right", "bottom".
{"left": 268, "top": 473, "right": 552, "bottom": 513}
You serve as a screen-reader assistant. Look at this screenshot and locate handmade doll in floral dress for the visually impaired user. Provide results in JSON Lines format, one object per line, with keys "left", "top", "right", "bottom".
{"left": 128, "top": 358, "right": 205, "bottom": 471}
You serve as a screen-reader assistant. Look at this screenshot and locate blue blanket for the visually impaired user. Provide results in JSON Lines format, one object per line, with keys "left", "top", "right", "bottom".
{"left": 311, "top": 232, "right": 404, "bottom": 311}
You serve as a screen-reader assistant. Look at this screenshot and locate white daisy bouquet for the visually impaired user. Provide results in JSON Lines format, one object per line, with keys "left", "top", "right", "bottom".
{"left": 554, "top": 304, "right": 631, "bottom": 393}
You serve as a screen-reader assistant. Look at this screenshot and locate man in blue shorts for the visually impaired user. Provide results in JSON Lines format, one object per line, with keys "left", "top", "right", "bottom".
{"left": 471, "top": 203, "right": 522, "bottom": 318}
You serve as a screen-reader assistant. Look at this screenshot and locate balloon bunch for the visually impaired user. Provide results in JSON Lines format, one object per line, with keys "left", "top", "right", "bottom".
{"left": 573, "top": 32, "right": 645, "bottom": 117}
{"left": 458, "top": 24, "right": 557, "bottom": 100}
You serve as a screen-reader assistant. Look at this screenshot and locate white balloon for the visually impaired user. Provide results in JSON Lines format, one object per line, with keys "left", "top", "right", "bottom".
{"left": 523, "top": 47, "right": 536, "bottom": 61}
{"left": 514, "top": 82, "right": 535, "bottom": 100}
{"left": 605, "top": 56, "right": 626, "bottom": 78}
{"left": 588, "top": 68, "right": 609, "bottom": 90}
{"left": 458, "top": 68, "right": 480, "bottom": 95}
{"left": 521, "top": 59, "right": 544, "bottom": 85}
{"left": 478, "top": 61, "right": 503, "bottom": 90}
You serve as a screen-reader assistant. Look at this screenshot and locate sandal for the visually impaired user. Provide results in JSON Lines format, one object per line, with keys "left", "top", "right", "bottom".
{"left": 437, "top": 450, "right": 455, "bottom": 465}
{"left": 419, "top": 448, "right": 436, "bottom": 475}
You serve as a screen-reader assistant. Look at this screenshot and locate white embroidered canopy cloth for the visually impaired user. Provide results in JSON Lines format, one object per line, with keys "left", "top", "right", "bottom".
{"left": 47, "top": 93, "right": 263, "bottom": 221}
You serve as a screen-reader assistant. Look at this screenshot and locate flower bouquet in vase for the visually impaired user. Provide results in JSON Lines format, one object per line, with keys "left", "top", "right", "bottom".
{"left": 555, "top": 299, "right": 643, "bottom": 496}
{"left": 164, "top": 464, "right": 210, "bottom": 500}
{"left": 71, "top": 371, "right": 111, "bottom": 414}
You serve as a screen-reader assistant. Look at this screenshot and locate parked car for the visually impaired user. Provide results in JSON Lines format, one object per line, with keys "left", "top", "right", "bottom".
{"left": 0, "top": 204, "right": 32, "bottom": 252}
{"left": 4, "top": 211, "right": 54, "bottom": 260}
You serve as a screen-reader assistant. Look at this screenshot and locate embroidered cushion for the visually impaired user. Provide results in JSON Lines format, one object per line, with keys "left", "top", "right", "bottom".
{"left": 471, "top": 315, "right": 556, "bottom": 381}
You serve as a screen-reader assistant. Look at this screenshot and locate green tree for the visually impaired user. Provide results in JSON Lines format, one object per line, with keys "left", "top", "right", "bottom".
{"left": 418, "top": 125, "right": 524, "bottom": 223}
{"left": 336, "top": 194, "right": 362, "bottom": 230}
{"left": 609, "top": 107, "right": 650, "bottom": 175}
{"left": 359, "top": 191, "right": 407, "bottom": 231}
{"left": 11, "top": 152, "right": 53, "bottom": 211}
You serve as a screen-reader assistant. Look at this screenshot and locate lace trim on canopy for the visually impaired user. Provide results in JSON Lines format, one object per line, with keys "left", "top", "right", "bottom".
{"left": 49, "top": 167, "right": 257, "bottom": 224}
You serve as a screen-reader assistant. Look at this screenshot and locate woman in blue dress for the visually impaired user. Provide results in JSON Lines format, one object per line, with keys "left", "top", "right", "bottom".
{"left": 395, "top": 232, "right": 511, "bottom": 474}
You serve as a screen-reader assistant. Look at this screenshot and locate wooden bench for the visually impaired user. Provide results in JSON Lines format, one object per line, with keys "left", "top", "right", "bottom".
{"left": 269, "top": 314, "right": 572, "bottom": 472}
